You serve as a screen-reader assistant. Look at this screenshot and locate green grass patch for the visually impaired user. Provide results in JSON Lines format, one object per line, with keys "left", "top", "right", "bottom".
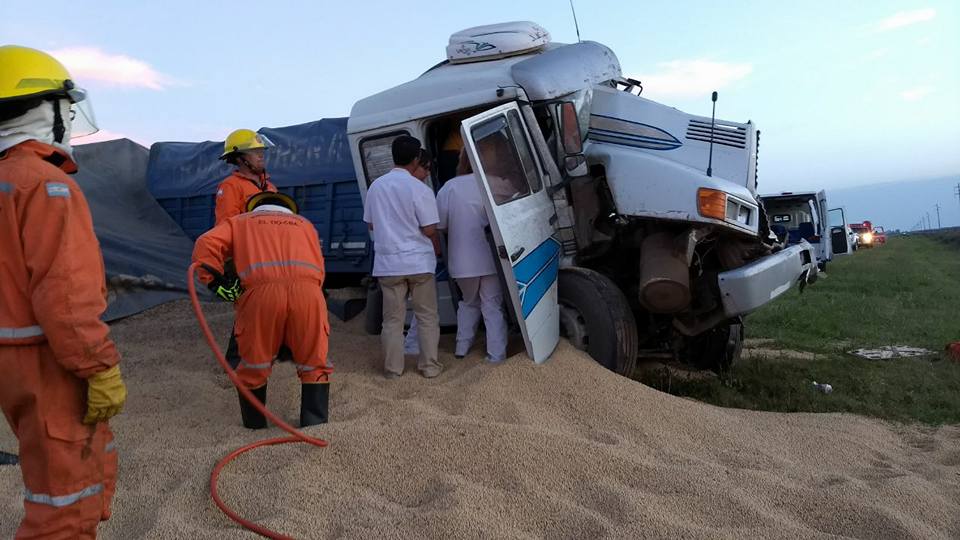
{"left": 640, "top": 236, "right": 960, "bottom": 425}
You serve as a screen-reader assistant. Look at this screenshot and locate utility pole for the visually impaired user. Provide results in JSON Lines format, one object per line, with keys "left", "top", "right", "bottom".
{"left": 935, "top": 203, "right": 941, "bottom": 229}
{"left": 926, "top": 212, "right": 932, "bottom": 230}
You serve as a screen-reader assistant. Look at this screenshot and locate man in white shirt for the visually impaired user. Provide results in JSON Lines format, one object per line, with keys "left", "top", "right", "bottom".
{"left": 363, "top": 136, "right": 443, "bottom": 378}
{"left": 409, "top": 149, "right": 509, "bottom": 362}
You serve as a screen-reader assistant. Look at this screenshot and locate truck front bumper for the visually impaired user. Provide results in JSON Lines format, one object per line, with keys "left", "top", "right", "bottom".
{"left": 717, "top": 241, "right": 817, "bottom": 317}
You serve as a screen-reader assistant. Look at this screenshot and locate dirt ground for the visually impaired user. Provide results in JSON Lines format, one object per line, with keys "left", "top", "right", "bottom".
{"left": 1, "top": 300, "right": 958, "bottom": 539}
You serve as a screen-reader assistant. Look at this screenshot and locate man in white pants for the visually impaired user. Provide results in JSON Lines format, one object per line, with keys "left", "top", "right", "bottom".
{"left": 407, "top": 149, "right": 508, "bottom": 362}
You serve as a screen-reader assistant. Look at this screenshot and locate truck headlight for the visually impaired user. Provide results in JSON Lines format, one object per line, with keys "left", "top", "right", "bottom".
{"left": 863, "top": 232, "right": 874, "bottom": 243}
{"left": 697, "top": 188, "right": 727, "bottom": 220}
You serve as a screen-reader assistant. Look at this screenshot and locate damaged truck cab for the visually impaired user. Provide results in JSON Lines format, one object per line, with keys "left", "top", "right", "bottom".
{"left": 349, "top": 22, "right": 817, "bottom": 373}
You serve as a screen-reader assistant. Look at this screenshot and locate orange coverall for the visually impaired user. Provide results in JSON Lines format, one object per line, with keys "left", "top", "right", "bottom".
{"left": 193, "top": 207, "right": 331, "bottom": 389}
{"left": 0, "top": 140, "right": 119, "bottom": 539}
{"left": 214, "top": 171, "right": 277, "bottom": 225}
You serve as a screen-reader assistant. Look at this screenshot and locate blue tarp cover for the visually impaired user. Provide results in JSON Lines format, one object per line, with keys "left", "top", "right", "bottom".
{"left": 147, "top": 118, "right": 355, "bottom": 197}
{"left": 146, "top": 118, "right": 371, "bottom": 276}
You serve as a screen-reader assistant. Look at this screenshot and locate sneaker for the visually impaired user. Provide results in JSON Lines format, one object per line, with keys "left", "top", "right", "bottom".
{"left": 420, "top": 367, "right": 442, "bottom": 379}
{"left": 454, "top": 354, "right": 465, "bottom": 360}
{"left": 485, "top": 355, "right": 505, "bottom": 364}
{"left": 384, "top": 371, "right": 402, "bottom": 380}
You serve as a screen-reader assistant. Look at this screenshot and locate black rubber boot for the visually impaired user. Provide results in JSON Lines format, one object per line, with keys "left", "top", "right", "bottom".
{"left": 225, "top": 330, "right": 241, "bottom": 370}
{"left": 238, "top": 385, "right": 268, "bottom": 430}
{"left": 300, "top": 383, "right": 329, "bottom": 427}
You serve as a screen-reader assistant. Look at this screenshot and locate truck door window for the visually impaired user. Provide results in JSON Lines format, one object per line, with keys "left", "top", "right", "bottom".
{"left": 471, "top": 110, "right": 541, "bottom": 205}
{"left": 359, "top": 131, "right": 408, "bottom": 186}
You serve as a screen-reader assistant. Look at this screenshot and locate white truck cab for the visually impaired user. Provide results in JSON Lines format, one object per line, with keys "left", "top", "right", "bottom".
{"left": 350, "top": 22, "right": 818, "bottom": 373}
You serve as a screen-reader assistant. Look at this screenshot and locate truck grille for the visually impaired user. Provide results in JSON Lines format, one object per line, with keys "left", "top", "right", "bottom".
{"left": 685, "top": 119, "right": 747, "bottom": 149}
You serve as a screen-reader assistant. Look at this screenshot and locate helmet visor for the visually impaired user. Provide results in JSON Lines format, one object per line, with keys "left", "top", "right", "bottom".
{"left": 256, "top": 133, "right": 276, "bottom": 149}
{"left": 66, "top": 87, "right": 99, "bottom": 137}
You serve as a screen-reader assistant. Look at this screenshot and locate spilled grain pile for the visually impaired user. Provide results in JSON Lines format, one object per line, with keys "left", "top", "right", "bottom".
{"left": 2, "top": 300, "right": 958, "bottom": 539}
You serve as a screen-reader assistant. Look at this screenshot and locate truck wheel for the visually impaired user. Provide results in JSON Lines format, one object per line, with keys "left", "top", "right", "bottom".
{"left": 364, "top": 283, "right": 383, "bottom": 335}
{"left": 683, "top": 321, "right": 743, "bottom": 373}
{"left": 558, "top": 268, "right": 638, "bottom": 376}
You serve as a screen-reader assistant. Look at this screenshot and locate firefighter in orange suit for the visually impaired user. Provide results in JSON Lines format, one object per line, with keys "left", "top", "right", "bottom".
{"left": 214, "top": 129, "right": 278, "bottom": 225}
{"left": 213, "top": 129, "right": 281, "bottom": 371}
{"left": 0, "top": 45, "right": 127, "bottom": 538}
{"left": 193, "top": 192, "right": 331, "bottom": 428}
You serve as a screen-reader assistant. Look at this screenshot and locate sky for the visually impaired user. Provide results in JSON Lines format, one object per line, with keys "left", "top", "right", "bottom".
{"left": 3, "top": 0, "right": 958, "bottom": 194}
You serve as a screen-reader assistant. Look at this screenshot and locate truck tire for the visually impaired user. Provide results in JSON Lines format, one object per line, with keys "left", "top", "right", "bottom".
{"left": 558, "top": 267, "right": 639, "bottom": 376}
{"left": 364, "top": 283, "right": 383, "bottom": 335}
{"left": 683, "top": 321, "right": 743, "bottom": 373}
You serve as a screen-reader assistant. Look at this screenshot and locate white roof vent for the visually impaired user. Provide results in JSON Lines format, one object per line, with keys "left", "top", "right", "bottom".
{"left": 447, "top": 21, "right": 550, "bottom": 64}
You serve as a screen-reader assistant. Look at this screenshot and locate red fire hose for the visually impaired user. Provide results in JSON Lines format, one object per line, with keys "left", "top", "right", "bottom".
{"left": 187, "top": 263, "right": 327, "bottom": 539}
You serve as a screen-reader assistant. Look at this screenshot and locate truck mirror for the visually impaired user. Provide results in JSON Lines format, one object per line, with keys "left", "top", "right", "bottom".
{"left": 560, "top": 102, "right": 583, "bottom": 155}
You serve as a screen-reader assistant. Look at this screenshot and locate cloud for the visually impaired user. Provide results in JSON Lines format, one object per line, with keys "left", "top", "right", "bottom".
{"left": 875, "top": 8, "right": 936, "bottom": 32}
{"left": 900, "top": 86, "right": 935, "bottom": 102}
{"left": 48, "top": 47, "right": 173, "bottom": 90}
{"left": 634, "top": 60, "right": 753, "bottom": 100}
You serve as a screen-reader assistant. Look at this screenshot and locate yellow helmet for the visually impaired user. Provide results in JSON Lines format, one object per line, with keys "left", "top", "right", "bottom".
{"left": 0, "top": 45, "right": 98, "bottom": 135}
{"left": 220, "top": 129, "right": 275, "bottom": 160}
{"left": 245, "top": 191, "right": 298, "bottom": 214}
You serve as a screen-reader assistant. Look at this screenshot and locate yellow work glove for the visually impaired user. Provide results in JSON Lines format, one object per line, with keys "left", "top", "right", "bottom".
{"left": 83, "top": 365, "right": 128, "bottom": 425}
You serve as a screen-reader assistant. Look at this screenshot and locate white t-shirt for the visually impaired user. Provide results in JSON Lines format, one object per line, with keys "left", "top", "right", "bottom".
{"left": 436, "top": 174, "right": 498, "bottom": 279}
{"left": 363, "top": 168, "right": 439, "bottom": 277}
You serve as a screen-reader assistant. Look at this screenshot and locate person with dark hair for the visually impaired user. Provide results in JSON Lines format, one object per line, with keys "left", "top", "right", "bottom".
{"left": 412, "top": 148, "right": 433, "bottom": 182}
{"left": 192, "top": 192, "right": 332, "bottom": 428}
{"left": 0, "top": 45, "right": 126, "bottom": 538}
{"left": 363, "top": 136, "right": 443, "bottom": 379}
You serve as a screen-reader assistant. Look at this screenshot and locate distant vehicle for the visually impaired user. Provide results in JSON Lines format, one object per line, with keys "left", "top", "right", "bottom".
{"left": 761, "top": 191, "right": 852, "bottom": 271}
{"left": 873, "top": 226, "right": 887, "bottom": 246}
{"left": 850, "top": 221, "right": 882, "bottom": 248}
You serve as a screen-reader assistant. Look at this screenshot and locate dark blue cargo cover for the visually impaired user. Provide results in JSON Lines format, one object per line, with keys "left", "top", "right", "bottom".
{"left": 72, "top": 139, "right": 199, "bottom": 321}
{"left": 147, "top": 118, "right": 371, "bottom": 276}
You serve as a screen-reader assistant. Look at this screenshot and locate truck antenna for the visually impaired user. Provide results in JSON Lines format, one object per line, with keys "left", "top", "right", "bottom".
{"left": 569, "top": 0, "right": 582, "bottom": 42}
{"left": 706, "top": 91, "right": 718, "bottom": 177}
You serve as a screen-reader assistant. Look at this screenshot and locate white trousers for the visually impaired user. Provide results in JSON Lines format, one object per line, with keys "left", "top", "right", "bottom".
{"left": 405, "top": 274, "right": 508, "bottom": 362}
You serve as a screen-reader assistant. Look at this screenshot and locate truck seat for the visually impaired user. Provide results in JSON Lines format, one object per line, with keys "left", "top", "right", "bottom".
{"left": 798, "top": 222, "right": 818, "bottom": 242}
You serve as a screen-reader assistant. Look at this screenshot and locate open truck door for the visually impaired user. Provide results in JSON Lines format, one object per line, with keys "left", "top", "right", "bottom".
{"left": 828, "top": 207, "right": 852, "bottom": 255}
{"left": 461, "top": 102, "right": 560, "bottom": 363}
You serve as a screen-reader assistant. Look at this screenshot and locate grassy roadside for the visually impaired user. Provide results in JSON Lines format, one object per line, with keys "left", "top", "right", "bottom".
{"left": 640, "top": 236, "right": 960, "bottom": 425}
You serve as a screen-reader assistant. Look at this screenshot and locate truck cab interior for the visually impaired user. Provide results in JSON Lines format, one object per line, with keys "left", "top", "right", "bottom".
{"left": 423, "top": 103, "right": 562, "bottom": 195}
{"left": 765, "top": 197, "right": 822, "bottom": 246}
